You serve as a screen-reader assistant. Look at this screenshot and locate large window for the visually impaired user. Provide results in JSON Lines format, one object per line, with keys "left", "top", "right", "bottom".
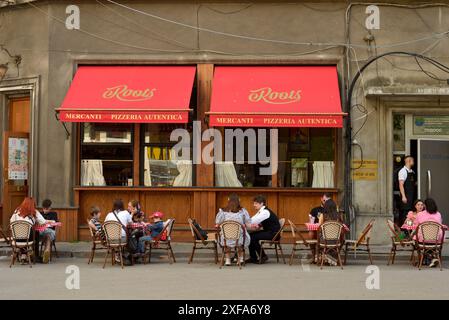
{"left": 278, "top": 128, "right": 335, "bottom": 188}
{"left": 80, "top": 123, "right": 133, "bottom": 186}
{"left": 141, "top": 123, "right": 193, "bottom": 187}
{"left": 214, "top": 127, "right": 336, "bottom": 188}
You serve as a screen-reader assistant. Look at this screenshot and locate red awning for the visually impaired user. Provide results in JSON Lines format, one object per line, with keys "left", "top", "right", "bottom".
{"left": 57, "top": 66, "right": 196, "bottom": 123}
{"left": 208, "top": 66, "right": 345, "bottom": 127}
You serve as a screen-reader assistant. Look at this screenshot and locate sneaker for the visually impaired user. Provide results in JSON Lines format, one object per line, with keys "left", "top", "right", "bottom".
{"left": 225, "top": 258, "right": 231, "bottom": 266}
{"left": 239, "top": 256, "right": 245, "bottom": 264}
{"left": 42, "top": 250, "right": 50, "bottom": 264}
{"left": 326, "top": 255, "right": 338, "bottom": 266}
{"left": 429, "top": 259, "right": 439, "bottom": 268}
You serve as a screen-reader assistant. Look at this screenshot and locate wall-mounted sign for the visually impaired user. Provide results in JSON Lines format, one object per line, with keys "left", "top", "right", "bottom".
{"left": 353, "top": 170, "right": 378, "bottom": 180}
{"left": 8, "top": 137, "right": 28, "bottom": 180}
{"left": 413, "top": 116, "right": 449, "bottom": 135}
{"left": 352, "top": 159, "right": 378, "bottom": 180}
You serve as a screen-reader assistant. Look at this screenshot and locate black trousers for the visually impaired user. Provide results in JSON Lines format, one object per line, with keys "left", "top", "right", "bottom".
{"left": 249, "top": 231, "right": 275, "bottom": 260}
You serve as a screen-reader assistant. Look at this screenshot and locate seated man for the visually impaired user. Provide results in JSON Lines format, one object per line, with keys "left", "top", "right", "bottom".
{"left": 309, "top": 193, "right": 332, "bottom": 223}
{"left": 40, "top": 199, "right": 58, "bottom": 263}
{"left": 247, "top": 195, "right": 280, "bottom": 264}
{"left": 138, "top": 212, "right": 165, "bottom": 254}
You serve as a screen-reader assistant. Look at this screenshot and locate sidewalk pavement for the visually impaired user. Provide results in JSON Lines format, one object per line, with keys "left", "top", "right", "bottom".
{"left": 2, "top": 241, "right": 449, "bottom": 261}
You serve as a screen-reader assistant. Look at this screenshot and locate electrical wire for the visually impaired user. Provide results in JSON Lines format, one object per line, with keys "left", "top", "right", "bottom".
{"left": 104, "top": 0, "right": 449, "bottom": 50}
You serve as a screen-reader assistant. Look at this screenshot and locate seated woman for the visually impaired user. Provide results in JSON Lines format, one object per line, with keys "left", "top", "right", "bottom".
{"left": 405, "top": 199, "right": 425, "bottom": 225}
{"left": 128, "top": 200, "right": 145, "bottom": 223}
{"left": 215, "top": 196, "right": 251, "bottom": 266}
{"left": 137, "top": 212, "right": 165, "bottom": 254}
{"left": 413, "top": 198, "right": 443, "bottom": 268}
{"left": 317, "top": 199, "right": 343, "bottom": 266}
{"left": 10, "top": 197, "right": 53, "bottom": 264}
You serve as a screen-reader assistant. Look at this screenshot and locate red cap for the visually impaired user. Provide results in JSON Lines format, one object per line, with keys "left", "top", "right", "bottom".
{"left": 151, "top": 211, "right": 164, "bottom": 219}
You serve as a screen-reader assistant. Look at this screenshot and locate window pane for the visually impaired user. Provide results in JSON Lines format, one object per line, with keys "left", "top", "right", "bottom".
{"left": 393, "top": 114, "right": 405, "bottom": 152}
{"left": 142, "top": 123, "right": 193, "bottom": 187}
{"left": 278, "top": 128, "right": 335, "bottom": 188}
{"left": 80, "top": 123, "right": 133, "bottom": 186}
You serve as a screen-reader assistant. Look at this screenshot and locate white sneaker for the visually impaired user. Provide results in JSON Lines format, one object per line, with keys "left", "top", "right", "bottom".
{"left": 429, "top": 259, "right": 439, "bottom": 268}
{"left": 225, "top": 258, "right": 231, "bottom": 266}
{"left": 239, "top": 256, "right": 245, "bottom": 263}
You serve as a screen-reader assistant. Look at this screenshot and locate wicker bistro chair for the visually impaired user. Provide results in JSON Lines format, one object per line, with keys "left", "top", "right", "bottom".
{"left": 259, "top": 218, "right": 286, "bottom": 264}
{"left": 9, "top": 220, "right": 34, "bottom": 268}
{"left": 187, "top": 218, "right": 218, "bottom": 264}
{"left": 143, "top": 218, "right": 176, "bottom": 264}
{"left": 288, "top": 219, "right": 318, "bottom": 265}
{"left": 86, "top": 219, "right": 107, "bottom": 264}
{"left": 102, "top": 221, "right": 127, "bottom": 269}
{"left": 219, "top": 220, "right": 246, "bottom": 269}
{"left": 0, "top": 225, "right": 11, "bottom": 249}
{"left": 386, "top": 219, "right": 416, "bottom": 265}
{"left": 415, "top": 221, "right": 445, "bottom": 271}
{"left": 344, "top": 219, "right": 375, "bottom": 265}
{"left": 318, "top": 221, "right": 345, "bottom": 269}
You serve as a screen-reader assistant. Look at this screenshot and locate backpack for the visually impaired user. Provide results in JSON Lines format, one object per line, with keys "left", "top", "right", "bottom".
{"left": 191, "top": 219, "right": 208, "bottom": 240}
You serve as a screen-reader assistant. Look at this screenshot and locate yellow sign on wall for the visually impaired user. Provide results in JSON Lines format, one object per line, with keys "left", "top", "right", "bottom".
{"left": 352, "top": 159, "right": 378, "bottom": 169}
{"left": 352, "top": 159, "right": 378, "bottom": 180}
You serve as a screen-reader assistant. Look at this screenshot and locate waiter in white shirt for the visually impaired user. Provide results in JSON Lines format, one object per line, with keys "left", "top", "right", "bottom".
{"left": 398, "top": 155, "right": 416, "bottom": 226}
{"left": 247, "top": 195, "right": 281, "bottom": 264}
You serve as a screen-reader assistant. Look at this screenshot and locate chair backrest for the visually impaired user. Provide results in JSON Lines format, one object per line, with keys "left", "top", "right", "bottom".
{"left": 86, "top": 218, "right": 96, "bottom": 239}
{"left": 0, "top": 225, "right": 9, "bottom": 242}
{"left": 355, "top": 219, "right": 375, "bottom": 246}
{"left": 10, "top": 220, "right": 33, "bottom": 241}
{"left": 187, "top": 218, "right": 205, "bottom": 242}
{"left": 165, "top": 218, "right": 175, "bottom": 239}
{"left": 102, "top": 221, "right": 124, "bottom": 244}
{"left": 386, "top": 219, "right": 401, "bottom": 240}
{"left": 271, "top": 218, "right": 285, "bottom": 241}
{"left": 416, "top": 221, "right": 444, "bottom": 244}
{"left": 288, "top": 219, "right": 310, "bottom": 245}
{"left": 319, "top": 221, "right": 343, "bottom": 242}
{"left": 220, "top": 221, "right": 242, "bottom": 244}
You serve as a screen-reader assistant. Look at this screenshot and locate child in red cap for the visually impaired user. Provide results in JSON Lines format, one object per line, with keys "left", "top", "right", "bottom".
{"left": 137, "top": 211, "right": 165, "bottom": 254}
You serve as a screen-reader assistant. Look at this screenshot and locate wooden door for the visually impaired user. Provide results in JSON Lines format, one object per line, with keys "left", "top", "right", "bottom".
{"left": 1, "top": 97, "right": 30, "bottom": 230}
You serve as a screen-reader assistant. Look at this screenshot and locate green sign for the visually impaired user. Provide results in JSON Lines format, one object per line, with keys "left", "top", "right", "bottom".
{"left": 413, "top": 116, "right": 449, "bottom": 135}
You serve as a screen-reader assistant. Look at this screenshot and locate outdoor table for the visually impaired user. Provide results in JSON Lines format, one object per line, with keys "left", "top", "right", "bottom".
{"left": 128, "top": 222, "right": 148, "bottom": 229}
{"left": 33, "top": 222, "right": 62, "bottom": 233}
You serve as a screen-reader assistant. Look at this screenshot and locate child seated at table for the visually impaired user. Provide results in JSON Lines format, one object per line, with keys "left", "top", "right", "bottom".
{"left": 137, "top": 212, "right": 165, "bottom": 254}
{"left": 88, "top": 206, "right": 104, "bottom": 241}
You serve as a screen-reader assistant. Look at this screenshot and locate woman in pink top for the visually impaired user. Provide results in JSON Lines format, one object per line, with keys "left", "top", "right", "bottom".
{"left": 414, "top": 198, "right": 443, "bottom": 242}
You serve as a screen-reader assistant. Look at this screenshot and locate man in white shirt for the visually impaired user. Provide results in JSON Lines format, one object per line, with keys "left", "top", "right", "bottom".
{"left": 398, "top": 155, "right": 416, "bottom": 226}
{"left": 105, "top": 199, "right": 132, "bottom": 238}
{"left": 247, "top": 195, "right": 281, "bottom": 264}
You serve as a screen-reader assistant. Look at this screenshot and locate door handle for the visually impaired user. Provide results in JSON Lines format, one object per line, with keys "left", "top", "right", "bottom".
{"left": 427, "top": 170, "right": 432, "bottom": 197}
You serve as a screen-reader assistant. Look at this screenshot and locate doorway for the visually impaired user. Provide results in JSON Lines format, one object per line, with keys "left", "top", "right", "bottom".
{"left": 392, "top": 112, "right": 449, "bottom": 226}
{"left": 1, "top": 96, "right": 31, "bottom": 230}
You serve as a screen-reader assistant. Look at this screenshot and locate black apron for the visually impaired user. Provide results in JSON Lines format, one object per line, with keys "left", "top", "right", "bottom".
{"left": 402, "top": 170, "right": 416, "bottom": 211}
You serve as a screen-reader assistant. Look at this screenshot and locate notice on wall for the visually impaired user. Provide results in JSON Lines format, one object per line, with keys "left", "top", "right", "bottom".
{"left": 8, "top": 137, "right": 28, "bottom": 180}
{"left": 352, "top": 159, "right": 378, "bottom": 181}
{"left": 413, "top": 116, "right": 449, "bottom": 135}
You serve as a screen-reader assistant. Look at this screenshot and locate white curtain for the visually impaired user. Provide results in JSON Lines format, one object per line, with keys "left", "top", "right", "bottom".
{"left": 172, "top": 160, "right": 192, "bottom": 186}
{"left": 81, "top": 160, "right": 106, "bottom": 186}
{"left": 312, "top": 161, "right": 334, "bottom": 188}
{"left": 144, "top": 146, "right": 152, "bottom": 186}
{"left": 215, "top": 161, "right": 242, "bottom": 187}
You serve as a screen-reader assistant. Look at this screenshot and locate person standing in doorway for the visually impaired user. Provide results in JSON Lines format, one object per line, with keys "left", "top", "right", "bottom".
{"left": 398, "top": 156, "right": 416, "bottom": 226}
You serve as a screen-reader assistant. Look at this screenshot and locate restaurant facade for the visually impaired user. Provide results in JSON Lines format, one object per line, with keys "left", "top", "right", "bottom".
{"left": 1, "top": 0, "right": 449, "bottom": 244}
